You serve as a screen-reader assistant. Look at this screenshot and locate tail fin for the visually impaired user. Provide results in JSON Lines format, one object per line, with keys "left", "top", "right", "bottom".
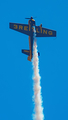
{"left": 27, "top": 56, "right": 31, "bottom": 61}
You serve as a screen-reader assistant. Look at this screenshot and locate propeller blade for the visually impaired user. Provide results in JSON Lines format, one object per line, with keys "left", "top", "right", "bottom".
{"left": 25, "top": 16, "right": 36, "bottom": 19}
{"left": 25, "top": 18, "right": 30, "bottom": 19}
{"left": 33, "top": 17, "right": 37, "bottom": 19}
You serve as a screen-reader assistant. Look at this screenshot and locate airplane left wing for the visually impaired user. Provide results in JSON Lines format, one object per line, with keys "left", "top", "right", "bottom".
{"left": 35, "top": 26, "right": 56, "bottom": 37}
{"left": 9, "top": 23, "right": 31, "bottom": 36}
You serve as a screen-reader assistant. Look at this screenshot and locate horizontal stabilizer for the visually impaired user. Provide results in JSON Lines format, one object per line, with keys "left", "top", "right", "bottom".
{"left": 38, "top": 52, "right": 40, "bottom": 56}
{"left": 21, "top": 49, "right": 30, "bottom": 56}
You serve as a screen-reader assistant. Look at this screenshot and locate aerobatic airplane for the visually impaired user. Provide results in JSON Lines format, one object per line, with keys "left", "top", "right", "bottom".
{"left": 9, "top": 17, "right": 56, "bottom": 61}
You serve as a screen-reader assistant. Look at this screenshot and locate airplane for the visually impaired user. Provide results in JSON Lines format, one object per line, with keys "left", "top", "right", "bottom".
{"left": 9, "top": 17, "right": 56, "bottom": 61}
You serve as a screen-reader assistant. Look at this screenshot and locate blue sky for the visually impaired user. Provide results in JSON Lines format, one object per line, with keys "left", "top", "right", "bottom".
{"left": 0, "top": 0, "right": 68, "bottom": 120}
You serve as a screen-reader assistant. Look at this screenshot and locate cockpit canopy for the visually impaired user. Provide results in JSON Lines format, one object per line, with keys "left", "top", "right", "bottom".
{"left": 28, "top": 18, "right": 35, "bottom": 26}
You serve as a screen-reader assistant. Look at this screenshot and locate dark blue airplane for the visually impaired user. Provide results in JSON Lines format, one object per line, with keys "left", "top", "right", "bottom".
{"left": 9, "top": 17, "right": 56, "bottom": 61}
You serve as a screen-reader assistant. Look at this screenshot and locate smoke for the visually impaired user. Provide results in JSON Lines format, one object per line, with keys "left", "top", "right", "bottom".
{"left": 32, "top": 38, "right": 44, "bottom": 120}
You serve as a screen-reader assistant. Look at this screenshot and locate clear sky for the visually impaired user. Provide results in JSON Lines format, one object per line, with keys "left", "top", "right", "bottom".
{"left": 0, "top": 0, "right": 68, "bottom": 120}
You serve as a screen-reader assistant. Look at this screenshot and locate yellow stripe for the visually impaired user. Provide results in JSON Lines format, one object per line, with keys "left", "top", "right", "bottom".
{"left": 32, "top": 19, "right": 35, "bottom": 21}
{"left": 24, "top": 50, "right": 29, "bottom": 53}
{"left": 29, "top": 36, "right": 32, "bottom": 59}
{"left": 29, "top": 36, "right": 31, "bottom": 50}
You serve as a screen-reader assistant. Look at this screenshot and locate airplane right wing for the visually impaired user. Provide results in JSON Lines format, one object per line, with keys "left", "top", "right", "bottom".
{"left": 35, "top": 26, "right": 56, "bottom": 37}
{"left": 9, "top": 23, "right": 31, "bottom": 36}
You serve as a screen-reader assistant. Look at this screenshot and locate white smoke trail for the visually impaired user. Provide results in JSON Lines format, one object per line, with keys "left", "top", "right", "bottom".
{"left": 32, "top": 38, "right": 44, "bottom": 120}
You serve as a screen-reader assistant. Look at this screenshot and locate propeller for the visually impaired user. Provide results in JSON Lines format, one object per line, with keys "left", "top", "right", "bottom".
{"left": 25, "top": 16, "right": 37, "bottom": 19}
{"left": 33, "top": 17, "right": 37, "bottom": 19}
{"left": 25, "top": 18, "right": 31, "bottom": 19}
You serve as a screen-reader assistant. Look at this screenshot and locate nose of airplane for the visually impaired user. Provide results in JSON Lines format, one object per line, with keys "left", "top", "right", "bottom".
{"left": 31, "top": 16, "right": 33, "bottom": 19}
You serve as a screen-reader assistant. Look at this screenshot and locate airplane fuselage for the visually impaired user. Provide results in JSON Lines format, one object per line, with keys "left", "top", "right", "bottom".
{"left": 28, "top": 19, "right": 35, "bottom": 61}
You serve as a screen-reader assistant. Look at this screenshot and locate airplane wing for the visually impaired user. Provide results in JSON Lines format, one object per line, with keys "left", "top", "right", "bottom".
{"left": 9, "top": 23, "right": 31, "bottom": 36}
{"left": 35, "top": 26, "right": 56, "bottom": 37}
